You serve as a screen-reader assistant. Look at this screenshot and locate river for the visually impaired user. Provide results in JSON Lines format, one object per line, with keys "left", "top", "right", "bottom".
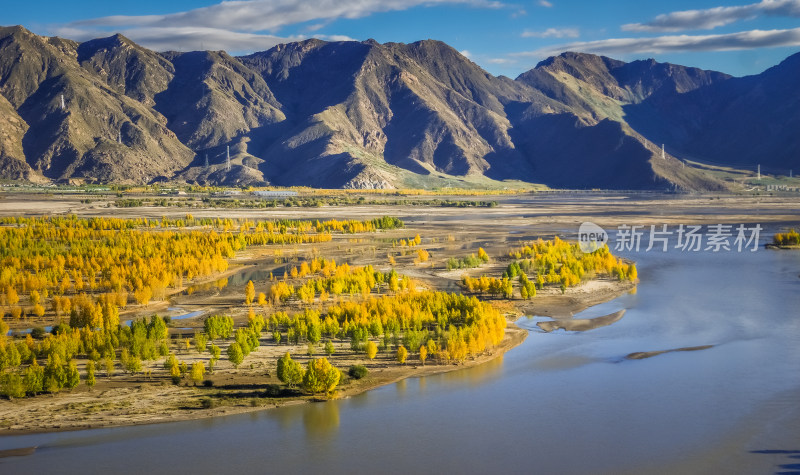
{"left": 1, "top": 224, "right": 799, "bottom": 474}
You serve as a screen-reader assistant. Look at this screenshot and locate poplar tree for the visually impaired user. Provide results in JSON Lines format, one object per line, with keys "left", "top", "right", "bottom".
{"left": 191, "top": 362, "right": 206, "bottom": 385}
{"left": 277, "top": 352, "right": 304, "bottom": 388}
{"left": 365, "top": 341, "right": 378, "bottom": 360}
{"left": 86, "top": 360, "right": 96, "bottom": 388}
{"left": 396, "top": 345, "right": 408, "bottom": 364}
{"left": 245, "top": 280, "right": 255, "bottom": 305}
{"left": 227, "top": 342, "right": 244, "bottom": 368}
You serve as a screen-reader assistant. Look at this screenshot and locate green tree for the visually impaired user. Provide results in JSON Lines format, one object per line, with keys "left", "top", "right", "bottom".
{"left": 24, "top": 359, "right": 44, "bottom": 395}
{"left": 227, "top": 342, "right": 244, "bottom": 368}
{"left": 5, "top": 342, "right": 21, "bottom": 367}
{"left": 307, "top": 320, "right": 321, "bottom": 345}
{"left": 15, "top": 341, "right": 31, "bottom": 364}
{"left": 324, "top": 340, "right": 335, "bottom": 356}
{"left": 65, "top": 360, "right": 80, "bottom": 389}
{"left": 194, "top": 332, "right": 208, "bottom": 353}
{"left": 276, "top": 352, "right": 304, "bottom": 388}
{"left": 165, "top": 354, "right": 181, "bottom": 378}
{"left": 1, "top": 372, "right": 25, "bottom": 398}
{"left": 86, "top": 360, "right": 96, "bottom": 388}
{"left": 148, "top": 315, "right": 168, "bottom": 340}
{"left": 105, "top": 355, "right": 115, "bottom": 377}
{"left": 204, "top": 316, "right": 234, "bottom": 340}
{"left": 44, "top": 354, "right": 66, "bottom": 393}
{"left": 125, "top": 355, "right": 142, "bottom": 374}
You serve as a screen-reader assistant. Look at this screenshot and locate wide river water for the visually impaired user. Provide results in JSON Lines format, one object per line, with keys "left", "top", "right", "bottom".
{"left": 1, "top": 222, "right": 799, "bottom": 474}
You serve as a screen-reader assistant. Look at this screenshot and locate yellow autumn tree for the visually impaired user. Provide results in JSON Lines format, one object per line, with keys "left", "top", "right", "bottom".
{"left": 419, "top": 344, "right": 427, "bottom": 365}
{"left": 365, "top": 341, "right": 378, "bottom": 360}
{"left": 245, "top": 280, "right": 255, "bottom": 305}
{"left": 396, "top": 345, "right": 408, "bottom": 364}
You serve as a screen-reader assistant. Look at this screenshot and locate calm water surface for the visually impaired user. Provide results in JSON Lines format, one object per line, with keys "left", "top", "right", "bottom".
{"left": 2, "top": 230, "right": 799, "bottom": 474}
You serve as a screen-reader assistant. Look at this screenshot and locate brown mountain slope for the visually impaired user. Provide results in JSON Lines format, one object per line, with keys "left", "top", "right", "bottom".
{"left": 623, "top": 51, "right": 800, "bottom": 172}
{"left": 517, "top": 52, "right": 730, "bottom": 123}
{"left": 240, "top": 39, "right": 569, "bottom": 187}
{"left": 0, "top": 26, "right": 193, "bottom": 182}
{"left": 1, "top": 26, "right": 793, "bottom": 190}
{"left": 78, "top": 34, "right": 174, "bottom": 107}
{"left": 0, "top": 93, "right": 35, "bottom": 180}
{"left": 156, "top": 50, "right": 284, "bottom": 152}
{"left": 512, "top": 52, "right": 732, "bottom": 190}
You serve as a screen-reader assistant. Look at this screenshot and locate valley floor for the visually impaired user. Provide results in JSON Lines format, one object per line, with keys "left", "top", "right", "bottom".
{"left": 0, "top": 191, "right": 796, "bottom": 435}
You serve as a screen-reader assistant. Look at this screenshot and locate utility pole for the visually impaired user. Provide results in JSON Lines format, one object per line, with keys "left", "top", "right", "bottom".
{"left": 226, "top": 146, "right": 231, "bottom": 171}
{"left": 757, "top": 164, "right": 761, "bottom": 180}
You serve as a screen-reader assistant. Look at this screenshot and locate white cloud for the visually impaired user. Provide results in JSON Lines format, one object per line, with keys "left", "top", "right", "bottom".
{"left": 315, "top": 34, "right": 357, "bottom": 42}
{"left": 537, "top": 0, "right": 554, "bottom": 7}
{"left": 521, "top": 27, "right": 579, "bottom": 38}
{"left": 53, "top": 26, "right": 294, "bottom": 52}
{"left": 512, "top": 27, "right": 800, "bottom": 58}
{"left": 55, "top": 0, "right": 506, "bottom": 53}
{"left": 486, "top": 57, "right": 516, "bottom": 64}
{"left": 69, "top": 0, "right": 505, "bottom": 33}
{"left": 622, "top": 0, "right": 800, "bottom": 33}
{"left": 460, "top": 49, "right": 472, "bottom": 58}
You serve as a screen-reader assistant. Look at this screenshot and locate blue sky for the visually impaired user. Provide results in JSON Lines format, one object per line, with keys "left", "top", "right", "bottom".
{"left": 5, "top": 0, "right": 800, "bottom": 77}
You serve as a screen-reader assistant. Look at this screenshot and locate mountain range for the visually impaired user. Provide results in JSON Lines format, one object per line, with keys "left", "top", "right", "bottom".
{"left": 1, "top": 25, "right": 797, "bottom": 190}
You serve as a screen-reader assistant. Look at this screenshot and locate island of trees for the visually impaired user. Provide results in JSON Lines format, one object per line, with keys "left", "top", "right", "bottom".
{"left": 0, "top": 213, "right": 635, "bottom": 416}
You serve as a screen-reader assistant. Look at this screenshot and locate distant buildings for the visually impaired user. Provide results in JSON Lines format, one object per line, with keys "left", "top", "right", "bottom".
{"left": 765, "top": 184, "right": 799, "bottom": 192}
{"left": 252, "top": 190, "right": 299, "bottom": 198}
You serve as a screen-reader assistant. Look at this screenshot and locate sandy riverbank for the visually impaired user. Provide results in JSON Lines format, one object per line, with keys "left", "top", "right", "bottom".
{"left": 0, "top": 276, "right": 636, "bottom": 435}
{"left": 0, "top": 322, "right": 527, "bottom": 435}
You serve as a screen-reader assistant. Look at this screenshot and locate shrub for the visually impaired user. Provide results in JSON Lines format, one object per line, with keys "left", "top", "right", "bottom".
{"left": 200, "top": 397, "right": 217, "bottom": 409}
{"left": 348, "top": 365, "right": 368, "bottom": 380}
{"left": 51, "top": 323, "right": 71, "bottom": 335}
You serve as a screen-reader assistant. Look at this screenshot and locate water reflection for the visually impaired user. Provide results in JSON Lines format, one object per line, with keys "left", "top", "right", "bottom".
{"left": 302, "top": 402, "right": 340, "bottom": 439}
{"left": 266, "top": 400, "right": 340, "bottom": 440}
{"left": 395, "top": 378, "right": 407, "bottom": 398}
{"left": 437, "top": 354, "right": 504, "bottom": 388}
{"left": 184, "top": 277, "right": 229, "bottom": 296}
